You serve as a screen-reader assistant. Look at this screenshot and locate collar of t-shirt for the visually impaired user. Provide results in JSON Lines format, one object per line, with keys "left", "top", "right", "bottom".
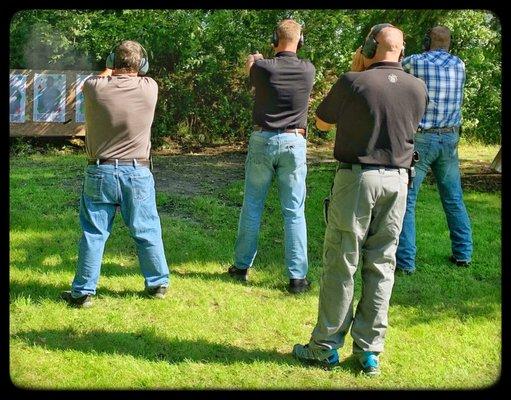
{"left": 275, "top": 51, "right": 298, "bottom": 58}
{"left": 366, "top": 61, "right": 403, "bottom": 70}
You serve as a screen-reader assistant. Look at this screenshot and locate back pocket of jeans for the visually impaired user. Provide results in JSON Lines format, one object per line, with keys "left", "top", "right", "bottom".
{"left": 83, "top": 173, "right": 103, "bottom": 202}
{"left": 130, "top": 174, "right": 152, "bottom": 201}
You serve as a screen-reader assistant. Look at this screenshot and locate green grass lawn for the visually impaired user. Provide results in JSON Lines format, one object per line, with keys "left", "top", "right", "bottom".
{"left": 9, "top": 142, "right": 501, "bottom": 389}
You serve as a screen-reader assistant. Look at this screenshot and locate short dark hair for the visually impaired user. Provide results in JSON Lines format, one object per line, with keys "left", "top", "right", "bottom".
{"left": 114, "top": 40, "right": 143, "bottom": 72}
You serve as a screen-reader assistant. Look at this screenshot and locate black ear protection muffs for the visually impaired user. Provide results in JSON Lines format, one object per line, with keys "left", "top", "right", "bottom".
{"left": 271, "top": 29, "right": 304, "bottom": 49}
{"left": 423, "top": 28, "right": 451, "bottom": 52}
{"left": 106, "top": 42, "right": 149, "bottom": 75}
{"left": 360, "top": 23, "right": 394, "bottom": 59}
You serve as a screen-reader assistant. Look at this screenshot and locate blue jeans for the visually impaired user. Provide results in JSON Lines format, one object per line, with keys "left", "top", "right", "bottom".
{"left": 396, "top": 130, "right": 473, "bottom": 272}
{"left": 71, "top": 163, "right": 169, "bottom": 297}
{"left": 234, "top": 130, "right": 308, "bottom": 279}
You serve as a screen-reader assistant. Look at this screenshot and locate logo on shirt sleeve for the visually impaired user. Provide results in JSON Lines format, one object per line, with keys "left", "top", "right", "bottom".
{"left": 388, "top": 74, "right": 398, "bottom": 83}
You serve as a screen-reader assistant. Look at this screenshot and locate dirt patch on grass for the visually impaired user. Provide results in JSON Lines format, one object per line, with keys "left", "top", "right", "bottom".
{"left": 152, "top": 144, "right": 247, "bottom": 196}
{"left": 151, "top": 141, "right": 500, "bottom": 196}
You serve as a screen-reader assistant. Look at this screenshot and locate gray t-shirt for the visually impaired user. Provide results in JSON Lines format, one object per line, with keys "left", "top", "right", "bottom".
{"left": 83, "top": 75, "right": 158, "bottom": 160}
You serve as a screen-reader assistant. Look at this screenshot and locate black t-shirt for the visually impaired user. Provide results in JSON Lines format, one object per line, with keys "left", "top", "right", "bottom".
{"left": 316, "top": 61, "right": 428, "bottom": 168}
{"left": 250, "top": 51, "right": 315, "bottom": 130}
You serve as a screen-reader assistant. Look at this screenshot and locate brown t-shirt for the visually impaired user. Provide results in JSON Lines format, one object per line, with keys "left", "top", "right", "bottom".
{"left": 83, "top": 75, "right": 158, "bottom": 160}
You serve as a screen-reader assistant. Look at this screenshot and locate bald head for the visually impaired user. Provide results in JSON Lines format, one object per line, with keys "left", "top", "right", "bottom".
{"left": 377, "top": 27, "right": 404, "bottom": 53}
{"left": 363, "top": 26, "right": 405, "bottom": 67}
{"left": 429, "top": 26, "right": 451, "bottom": 51}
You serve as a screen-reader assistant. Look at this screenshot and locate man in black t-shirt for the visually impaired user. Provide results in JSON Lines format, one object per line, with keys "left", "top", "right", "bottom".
{"left": 228, "top": 19, "right": 316, "bottom": 294}
{"left": 293, "top": 24, "right": 428, "bottom": 375}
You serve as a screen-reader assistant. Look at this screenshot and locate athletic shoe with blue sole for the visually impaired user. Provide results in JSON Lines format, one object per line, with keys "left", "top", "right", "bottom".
{"left": 292, "top": 343, "right": 340, "bottom": 369}
{"left": 358, "top": 351, "right": 380, "bottom": 376}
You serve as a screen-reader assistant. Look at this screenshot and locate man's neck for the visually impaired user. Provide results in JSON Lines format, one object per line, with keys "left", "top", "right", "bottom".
{"left": 365, "top": 57, "right": 400, "bottom": 68}
{"left": 274, "top": 44, "right": 297, "bottom": 54}
{"left": 112, "top": 69, "right": 138, "bottom": 77}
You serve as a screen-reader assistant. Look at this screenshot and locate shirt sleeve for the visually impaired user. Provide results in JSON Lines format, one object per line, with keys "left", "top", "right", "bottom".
{"left": 315, "top": 76, "right": 345, "bottom": 125}
{"left": 401, "top": 55, "right": 413, "bottom": 73}
{"left": 249, "top": 61, "right": 264, "bottom": 88}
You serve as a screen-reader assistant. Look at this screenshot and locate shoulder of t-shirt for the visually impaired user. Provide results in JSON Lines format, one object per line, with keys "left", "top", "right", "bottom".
{"left": 340, "top": 71, "right": 363, "bottom": 86}
{"left": 139, "top": 76, "right": 158, "bottom": 88}
{"left": 83, "top": 75, "right": 108, "bottom": 91}
{"left": 300, "top": 58, "right": 316, "bottom": 71}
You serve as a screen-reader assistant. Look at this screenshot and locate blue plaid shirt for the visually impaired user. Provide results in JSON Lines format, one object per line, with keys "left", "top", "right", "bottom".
{"left": 402, "top": 49, "right": 465, "bottom": 130}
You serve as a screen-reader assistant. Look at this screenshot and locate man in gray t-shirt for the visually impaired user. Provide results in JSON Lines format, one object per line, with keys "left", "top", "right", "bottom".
{"left": 61, "top": 40, "right": 170, "bottom": 308}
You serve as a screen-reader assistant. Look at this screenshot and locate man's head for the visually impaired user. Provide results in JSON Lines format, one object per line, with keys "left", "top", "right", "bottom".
{"left": 113, "top": 40, "right": 145, "bottom": 74}
{"left": 425, "top": 26, "right": 451, "bottom": 51}
{"left": 362, "top": 24, "right": 405, "bottom": 68}
{"left": 272, "top": 19, "right": 303, "bottom": 52}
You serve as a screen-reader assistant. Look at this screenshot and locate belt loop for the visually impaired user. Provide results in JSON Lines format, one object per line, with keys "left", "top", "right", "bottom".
{"left": 295, "top": 128, "right": 298, "bottom": 136}
{"left": 114, "top": 159, "right": 118, "bottom": 169}
{"left": 133, "top": 159, "right": 138, "bottom": 168}
{"left": 95, "top": 159, "right": 100, "bottom": 166}
{"left": 352, "top": 164, "right": 362, "bottom": 173}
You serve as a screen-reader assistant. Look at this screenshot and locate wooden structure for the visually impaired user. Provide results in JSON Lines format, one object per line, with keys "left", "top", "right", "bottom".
{"left": 490, "top": 147, "right": 502, "bottom": 173}
{"left": 9, "top": 69, "right": 99, "bottom": 137}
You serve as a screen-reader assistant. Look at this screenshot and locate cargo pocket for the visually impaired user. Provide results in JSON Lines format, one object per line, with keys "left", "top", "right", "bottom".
{"left": 83, "top": 173, "right": 103, "bottom": 202}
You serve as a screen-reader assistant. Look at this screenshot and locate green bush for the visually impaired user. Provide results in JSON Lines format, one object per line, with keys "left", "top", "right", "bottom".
{"left": 9, "top": 9, "right": 502, "bottom": 145}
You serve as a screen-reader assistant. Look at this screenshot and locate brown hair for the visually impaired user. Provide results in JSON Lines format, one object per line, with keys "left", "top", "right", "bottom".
{"left": 430, "top": 26, "right": 451, "bottom": 50}
{"left": 276, "top": 19, "right": 302, "bottom": 43}
{"left": 114, "top": 40, "right": 143, "bottom": 73}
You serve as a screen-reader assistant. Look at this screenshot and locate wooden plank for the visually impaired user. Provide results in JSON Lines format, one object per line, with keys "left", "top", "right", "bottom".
{"left": 9, "top": 69, "right": 100, "bottom": 137}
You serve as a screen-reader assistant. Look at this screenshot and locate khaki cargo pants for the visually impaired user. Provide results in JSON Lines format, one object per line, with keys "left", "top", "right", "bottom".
{"left": 309, "top": 164, "right": 408, "bottom": 354}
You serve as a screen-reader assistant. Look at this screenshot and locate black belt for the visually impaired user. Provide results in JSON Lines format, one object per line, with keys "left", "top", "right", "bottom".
{"left": 417, "top": 126, "right": 457, "bottom": 133}
{"left": 254, "top": 125, "right": 306, "bottom": 137}
{"left": 88, "top": 158, "right": 150, "bottom": 167}
{"left": 338, "top": 162, "right": 402, "bottom": 171}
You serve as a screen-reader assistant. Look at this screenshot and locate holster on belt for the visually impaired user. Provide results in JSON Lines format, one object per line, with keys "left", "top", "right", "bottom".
{"left": 408, "top": 150, "right": 420, "bottom": 188}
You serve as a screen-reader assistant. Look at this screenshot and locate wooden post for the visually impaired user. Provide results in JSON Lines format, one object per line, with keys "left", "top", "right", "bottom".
{"left": 490, "top": 147, "right": 501, "bottom": 173}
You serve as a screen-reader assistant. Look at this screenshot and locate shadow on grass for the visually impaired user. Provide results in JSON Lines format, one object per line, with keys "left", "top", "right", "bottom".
{"left": 13, "top": 328, "right": 300, "bottom": 367}
{"left": 10, "top": 281, "right": 151, "bottom": 303}
{"left": 12, "top": 327, "right": 364, "bottom": 374}
{"left": 170, "top": 268, "right": 317, "bottom": 296}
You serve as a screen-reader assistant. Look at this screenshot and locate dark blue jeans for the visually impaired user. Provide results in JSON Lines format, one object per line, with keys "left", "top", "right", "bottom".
{"left": 71, "top": 164, "right": 169, "bottom": 297}
{"left": 396, "top": 131, "right": 473, "bottom": 272}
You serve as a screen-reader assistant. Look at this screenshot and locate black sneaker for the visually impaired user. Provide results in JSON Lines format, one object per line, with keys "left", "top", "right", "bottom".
{"left": 146, "top": 285, "right": 168, "bottom": 299}
{"left": 288, "top": 278, "right": 311, "bottom": 294}
{"left": 60, "top": 291, "right": 93, "bottom": 308}
{"left": 449, "top": 255, "right": 471, "bottom": 267}
{"left": 228, "top": 265, "right": 249, "bottom": 282}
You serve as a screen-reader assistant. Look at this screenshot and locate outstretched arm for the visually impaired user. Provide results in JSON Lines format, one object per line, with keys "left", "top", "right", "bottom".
{"left": 245, "top": 51, "right": 264, "bottom": 75}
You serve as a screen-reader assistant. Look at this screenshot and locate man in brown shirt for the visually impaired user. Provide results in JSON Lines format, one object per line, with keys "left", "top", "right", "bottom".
{"left": 61, "top": 40, "right": 169, "bottom": 307}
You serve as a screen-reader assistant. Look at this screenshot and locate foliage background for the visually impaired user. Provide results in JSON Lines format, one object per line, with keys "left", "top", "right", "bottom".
{"left": 9, "top": 9, "right": 502, "bottom": 145}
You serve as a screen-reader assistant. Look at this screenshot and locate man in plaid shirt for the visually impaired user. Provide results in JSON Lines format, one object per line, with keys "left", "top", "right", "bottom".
{"left": 396, "top": 26, "right": 473, "bottom": 274}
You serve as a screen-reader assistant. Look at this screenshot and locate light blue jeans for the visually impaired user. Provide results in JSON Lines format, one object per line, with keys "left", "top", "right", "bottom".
{"left": 396, "top": 130, "right": 473, "bottom": 272}
{"left": 71, "top": 163, "right": 169, "bottom": 297}
{"left": 234, "top": 130, "right": 308, "bottom": 279}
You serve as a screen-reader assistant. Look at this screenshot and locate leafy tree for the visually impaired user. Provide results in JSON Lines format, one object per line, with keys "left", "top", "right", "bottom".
{"left": 9, "top": 9, "right": 501, "bottom": 145}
